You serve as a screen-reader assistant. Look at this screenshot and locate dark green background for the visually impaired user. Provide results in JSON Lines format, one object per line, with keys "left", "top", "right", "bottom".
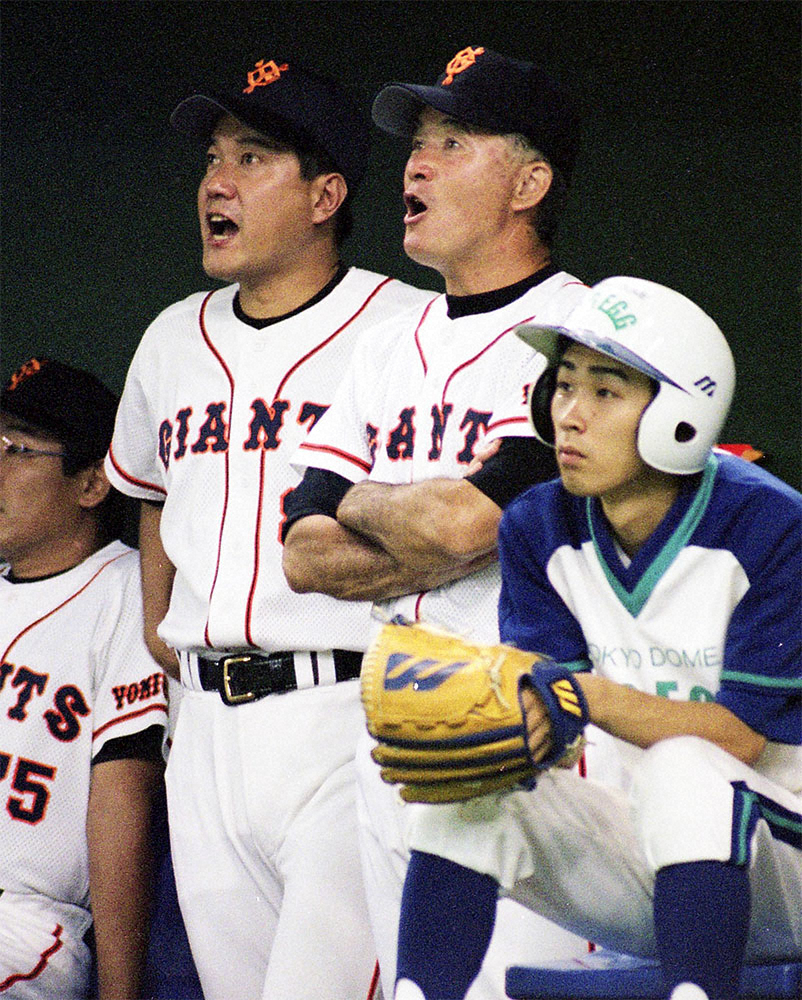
{"left": 2, "top": 1, "right": 800, "bottom": 486}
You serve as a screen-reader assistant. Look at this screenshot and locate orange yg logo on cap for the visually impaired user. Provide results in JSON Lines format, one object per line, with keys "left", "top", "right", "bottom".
{"left": 442, "top": 46, "right": 485, "bottom": 85}
{"left": 243, "top": 59, "right": 290, "bottom": 94}
{"left": 8, "top": 358, "right": 46, "bottom": 391}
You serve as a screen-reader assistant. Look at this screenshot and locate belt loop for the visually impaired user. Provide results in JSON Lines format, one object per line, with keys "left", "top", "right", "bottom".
{"left": 316, "top": 650, "right": 337, "bottom": 686}
{"left": 293, "top": 651, "right": 315, "bottom": 690}
{"left": 179, "top": 650, "right": 203, "bottom": 691}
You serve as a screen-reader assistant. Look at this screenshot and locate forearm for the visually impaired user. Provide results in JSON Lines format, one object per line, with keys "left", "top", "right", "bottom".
{"left": 88, "top": 758, "right": 164, "bottom": 1000}
{"left": 283, "top": 514, "right": 495, "bottom": 601}
{"left": 577, "top": 673, "right": 767, "bottom": 765}
{"left": 139, "top": 501, "right": 179, "bottom": 678}
{"left": 336, "top": 478, "right": 501, "bottom": 564}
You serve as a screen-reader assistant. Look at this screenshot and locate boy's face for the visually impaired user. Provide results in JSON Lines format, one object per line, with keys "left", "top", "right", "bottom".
{"left": 550, "top": 343, "right": 656, "bottom": 500}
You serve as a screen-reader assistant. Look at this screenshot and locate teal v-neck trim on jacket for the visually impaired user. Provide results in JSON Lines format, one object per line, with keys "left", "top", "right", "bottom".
{"left": 587, "top": 454, "right": 719, "bottom": 617}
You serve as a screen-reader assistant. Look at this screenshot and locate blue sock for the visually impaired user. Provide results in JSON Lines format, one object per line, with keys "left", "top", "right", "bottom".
{"left": 654, "top": 860, "right": 750, "bottom": 999}
{"left": 395, "top": 850, "right": 498, "bottom": 1000}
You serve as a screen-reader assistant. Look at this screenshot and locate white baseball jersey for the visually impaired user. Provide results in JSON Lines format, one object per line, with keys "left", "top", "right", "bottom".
{"left": 105, "top": 267, "right": 435, "bottom": 1000}
{"left": 106, "top": 267, "right": 433, "bottom": 656}
{"left": 407, "top": 452, "right": 802, "bottom": 963}
{"left": 293, "top": 269, "right": 588, "bottom": 644}
{"left": 292, "top": 268, "right": 595, "bottom": 999}
{"left": 0, "top": 541, "right": 168, "bottom": 995}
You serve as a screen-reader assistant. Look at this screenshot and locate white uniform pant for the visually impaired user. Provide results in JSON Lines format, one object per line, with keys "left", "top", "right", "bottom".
{"left": 409, "top": 737, "right": 802, "bottom": 962}
{"left": 355, "top": 729, "right": 589, "bottom": 1000}
{"left": 166, "top": 680, "right": 376, "bottom": 1000}
{"left": 0, "top": 891, "right": 92, "bottom": 999}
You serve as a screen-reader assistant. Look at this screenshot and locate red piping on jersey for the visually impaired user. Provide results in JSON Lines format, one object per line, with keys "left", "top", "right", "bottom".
{"left": 486, "top": 415, "right": 529, "bottom": 433}
{"left": 426, "top": 277, "right": 588, "bottom": 409}
{"left": 93, "top": 701, "right": 168, "bottom": 742}
{"left": 298, "top": 441, "right": 372, "bottom": 474}
{"left": 271, "top": 276, "right": 396, "bottom": 400}
{"left": 197, "top": 291, "right": 235, "bottom": 649}
{"left": 439, "top": 315, "right": 537, "bottom": 409}
{"left": 244, "top": 448, "right": 268, "bottom": 646}
{"left": 107, "top": 444, "right": 166, "bottom": 496}
{"left": 1, "top": 553, "right": 129, "bottom": 663}
{"left": 413, "top": 298, "right": 438, "bottom": 375}
{"left": 244, "top": 276, "right": 397, "bottom": 641}
{"left": 0, "top": 924, "right": 63, "bottom": 990}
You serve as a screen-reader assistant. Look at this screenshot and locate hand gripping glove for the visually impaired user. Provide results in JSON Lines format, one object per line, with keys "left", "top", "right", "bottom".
{"left": 360, "top": 620, "right": 589, "bottom": 803}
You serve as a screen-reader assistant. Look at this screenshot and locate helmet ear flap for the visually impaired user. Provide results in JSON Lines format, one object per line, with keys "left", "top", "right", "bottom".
{"left": 528, "top": 366, "right": 558, "bottom": 446}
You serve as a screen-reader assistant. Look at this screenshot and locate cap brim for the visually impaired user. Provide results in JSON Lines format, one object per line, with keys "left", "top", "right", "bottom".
{"left": 515, "top": 323, "right": 566, "bottom": 364}
{"left": 170, "top": 93, "right": 302, "bottom": 146}
{"left": 372, "top": 83, "right": 458, "bottom": 136}
{"left": 516, "top": 322, "right": 679, "bottom": 387}
{"left": 170, "top": 95, "right": 233, "bottom": 139}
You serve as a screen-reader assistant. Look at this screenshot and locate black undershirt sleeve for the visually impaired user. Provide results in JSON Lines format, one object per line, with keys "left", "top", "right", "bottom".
{"left": 281, "top": 467, "right": 355, "bottom": 542}
{"left": 280, "top": 439, "right": 557, "bottom": 544}
{"left": 465, "top": 436, "right": 559, "bottom": 509}
{"left": 91, "top": 724, "right": 164, "bottom": 766}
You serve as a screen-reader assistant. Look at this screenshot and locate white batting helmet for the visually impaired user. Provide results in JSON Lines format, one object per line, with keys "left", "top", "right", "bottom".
{"left": 516, "top": 276, "right": 736, "bottom": 474}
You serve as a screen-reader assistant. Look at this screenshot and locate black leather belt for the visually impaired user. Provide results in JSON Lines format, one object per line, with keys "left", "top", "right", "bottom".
{"left": 197, "top": 649, "right": 362, "bottom": 706}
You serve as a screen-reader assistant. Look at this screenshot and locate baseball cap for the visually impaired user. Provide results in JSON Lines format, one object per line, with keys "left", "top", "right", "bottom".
{"left": 372, "top": 45, "right": 581, "bottom": 182}
{"left": 170, "top": 56, "right": 371, "bottom": 190}
{"left": 1, "top": 357, "right": 119, "bottom": 463}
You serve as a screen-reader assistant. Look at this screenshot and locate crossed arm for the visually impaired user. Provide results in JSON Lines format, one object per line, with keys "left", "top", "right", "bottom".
{"left": 282, "top": 477, "right": 503, "bottom": 602}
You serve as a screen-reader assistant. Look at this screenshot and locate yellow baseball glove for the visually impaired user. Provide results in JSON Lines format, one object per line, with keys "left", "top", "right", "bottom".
{"left": 360, "top": 620, "right": 589, "bottom": 803}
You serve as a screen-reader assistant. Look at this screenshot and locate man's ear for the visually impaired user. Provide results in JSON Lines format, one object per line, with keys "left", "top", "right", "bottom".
{"left": 511, "top": 160, "right": 553, "bottom": 213}
{"left": 310, "top": 172, "right": 348, "bottom": 225}
{"left": 77, "top": 460, "right": 112, "bottom": 511}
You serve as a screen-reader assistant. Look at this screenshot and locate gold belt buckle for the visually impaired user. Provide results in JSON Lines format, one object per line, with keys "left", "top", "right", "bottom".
{"left": 221, "top": 655, "right": 257, "bottom": 705}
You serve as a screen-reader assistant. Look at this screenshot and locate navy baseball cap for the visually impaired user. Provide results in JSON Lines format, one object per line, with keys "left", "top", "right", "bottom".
{"left": 372, "top": 46, "right": 581, "bottom": 182}
{"left": 1, "top": 357, "right": 118, "bottom": 462}
{"left": 171, "top": 56, "right": 371, "bottom": 191}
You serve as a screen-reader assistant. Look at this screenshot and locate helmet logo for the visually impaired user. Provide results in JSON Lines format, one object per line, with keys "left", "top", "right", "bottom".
{"left": 596, "top": 294, "right": 637, "bottom": 330}
{"left": 694, "top": 375, "right": 718, "bottom": 397}
{"left": 7, "top": 358, "right": 47, "bottom": 391}
{"left": 243, "top": 59, "right": 290, "bottom": 94}
{"left": 442, "top": 46, "right": 485, "bottom": 85}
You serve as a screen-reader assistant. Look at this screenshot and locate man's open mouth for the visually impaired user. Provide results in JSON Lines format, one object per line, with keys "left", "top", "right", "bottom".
{"left": 208, "top": 213, "right": 239, "bottom": 238}
{"left": 404, "top": 194, "right": 427, "bottom": 219}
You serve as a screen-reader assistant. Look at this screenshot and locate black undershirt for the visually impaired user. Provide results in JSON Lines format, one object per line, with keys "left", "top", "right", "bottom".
{"left": 281, "top": 262, "right": 561, "bottom": 540}
{"left": 444, "top": 262, "right": 559, "bottom": 319}
{"left": 233, "top": 263, "right": 349, "bottom": 329}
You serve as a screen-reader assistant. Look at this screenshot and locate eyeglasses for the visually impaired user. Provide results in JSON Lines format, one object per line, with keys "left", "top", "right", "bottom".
{"left": 1, "top": 434, "right": 66, "bottom": 460}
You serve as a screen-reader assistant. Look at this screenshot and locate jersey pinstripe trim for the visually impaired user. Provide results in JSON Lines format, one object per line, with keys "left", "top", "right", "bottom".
{"left": 271, "top": 276, "right": 396, "bottom": 399}
{"left": 92, "top": 701, "right": 168, "bottom": 742}
{"left": 413, "top": 298, "right": 438, "bottom": 375}
{"left": 0, "top": 923, "right": 63, "bottom": 991}
{"left": 297, "top": 441, "right": 372, "bottom": 474}
{"left": 197, "top": 290, "right": 235, "bottom": 649}
{"left": 245, "top": 448, "right": 268, "bottom": 647}
{"left": 588, "top": 456, "right": 717, "bottom": 616}
{"left": 106, "top": 443, "right": 166, "bottom": 496}
{"left": 721, "top": 672, "right": 802, "bottom": 690}
{"left": 439, "top": 315, "right": 537, "bottom": 407}
{"left": 1, "top": 553, "right": 129, "bottom": 662}
{"left": 486, "top": 415, "right": 530, "bottom": 433}
{"left": 730, "top": 780, "right": 802, "bottom": 864}
{"left": 244, "top": 278, "right": 401, "bottom": 641}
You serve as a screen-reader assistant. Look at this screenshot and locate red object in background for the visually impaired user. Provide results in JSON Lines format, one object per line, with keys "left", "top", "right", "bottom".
{"left": 717, "top": 443, "right": 764, "bottom": 463}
